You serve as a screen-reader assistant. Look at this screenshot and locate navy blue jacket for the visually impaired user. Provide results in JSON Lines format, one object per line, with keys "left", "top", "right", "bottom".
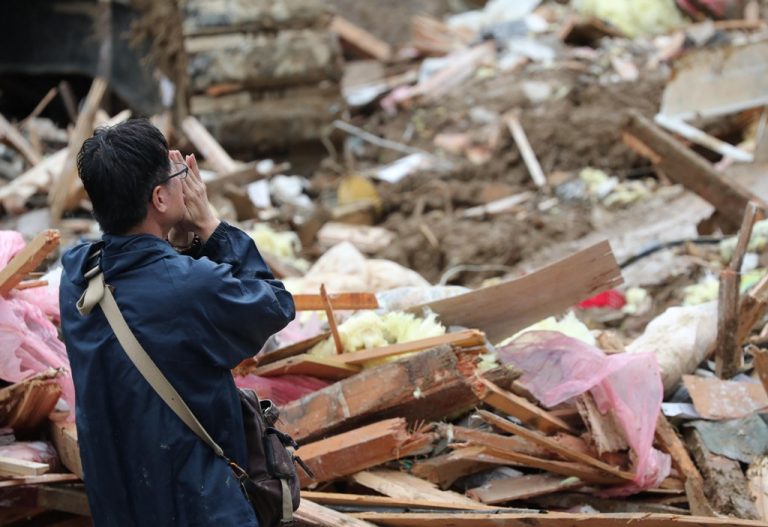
{"left": 60, "top": 222, "right": 295, "bottom": 526}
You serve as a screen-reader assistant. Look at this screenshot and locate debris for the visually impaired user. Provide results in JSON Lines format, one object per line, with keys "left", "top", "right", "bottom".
{"left": 685, "top": 427, "right": 760, "bottom": 519}
{"left": 504, "top": 111, "right": 547, "bottom": 188}
{"left": 624, "top": 110, "right": 767, "bottom": 233}
{"left": 683, "top": 375, "right": 768, "bottom": 420}
{"left": 467, "top": 473, "right": 584, "bottom": 504}
{"left": 296, "top": 418, "right": 435, "bottom": 487}
{"left": 574, "top": 0, "right": 686, "bottom": 37}
{"left": 278, "top": 347, "right": 516, "bottom": 443}
{"left": 0, "top": 230, "right": 60, "bottom": 296}
{"left": 410, "top": 241, "right": 623, "bottom": 344}
{"left": 627, "top": 302, "right": 718, "bottom": 394}
{"left": 317, "top": 222, "right": 395, "bottom": 254}
{"left": 181, "top": 115, "right": 240, "bottom": 174}
{"left": 0, "top": 456, "right": 49, "bottom": 477}
{"left": 687, "top": 415, "right": 768, "bottom": 464}
{"left": 331, "top": 16, "right": 393, "bottom": 62}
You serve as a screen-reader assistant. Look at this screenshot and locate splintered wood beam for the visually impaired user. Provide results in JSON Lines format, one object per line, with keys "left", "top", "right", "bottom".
{"left": 181, "top": 115, "right": 239, "bottom": 174}
{"left": 0, "top": 457, "right": 49, "bottom": 477}
{"left": 479, "top": 410, "right": 636, "bottom": 483}
{"left": 320, "top": 284, "right": 344, "bottom": 354}
{"left": 624, "top": 111, "right": 767, "bottom": 232}
{"left": 472, "top": 377, "right": 574, "bottom": 435}
{"left": 350, "top": 511, "right": 768, "bottom": 526}
{"left": 49, "top": 77, "right": 108, "bottom": 223}
{"left": 301, "top": 491, "right": 489, "bottom": 511}
{"left": 295, "top": 499, "right": 378, "bottom": 527}
{"left": 0, "top": 369, "right": 61, "bottom": 433}
{"left": 467, "top": 473, "right": 584, "bottom": 504}
{"left": 445, "top": 425, "right": 551, "bottom": 458}
{"left": 336, "top": 330, "right": 485, "bottom": 366}
{"left": 293, "top": 292, "right": 379, "bottom": 311}
{"left": 279, "top": 347, "right": 517, "bottom": 443}
{"left": 0, "top": 230, "right": 60, "bottom": 296}
{"left": 409, "top": 241, "right": 622, "bottom": 344}
{"left": 350, "top": 470, "right": 493, "bottom": 510}
{"left": 295, "top": 419, "right": 435, "bottom": 487}
{"left": 655, "top": 414, "right": 715, "bottom": 517}
{"left": 251, "top": 354, "right": 360, "bottom": 380}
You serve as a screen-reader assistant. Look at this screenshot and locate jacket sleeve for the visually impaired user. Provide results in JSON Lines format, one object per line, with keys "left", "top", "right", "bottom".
{"left": 188, "top": 222, "right": 295, "bottom": 368}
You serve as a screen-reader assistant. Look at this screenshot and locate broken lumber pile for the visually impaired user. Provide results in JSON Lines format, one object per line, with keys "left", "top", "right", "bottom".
{"left": 182, "top": 0, "right": 343, "bottom": 152}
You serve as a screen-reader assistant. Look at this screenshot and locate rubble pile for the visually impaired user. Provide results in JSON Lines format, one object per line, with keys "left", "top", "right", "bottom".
{"left": 1, "top": 0, "right": 768, "bottom": 525}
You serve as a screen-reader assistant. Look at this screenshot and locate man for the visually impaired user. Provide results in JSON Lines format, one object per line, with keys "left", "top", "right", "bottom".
{"left": 59, "top": 119, "right": 295, "bottom": 526}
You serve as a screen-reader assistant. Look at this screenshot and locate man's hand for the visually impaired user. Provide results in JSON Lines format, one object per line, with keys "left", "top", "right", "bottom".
{"left": 168, "top": 150, "right": 220, "bottom": 244}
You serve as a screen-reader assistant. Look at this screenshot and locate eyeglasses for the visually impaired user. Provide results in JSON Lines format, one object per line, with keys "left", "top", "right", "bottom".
{"left": 159, "top": 162, "right": 189, "bottom": 185}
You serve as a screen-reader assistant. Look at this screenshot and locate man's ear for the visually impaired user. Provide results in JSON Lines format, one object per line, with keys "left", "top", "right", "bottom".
{"left": 150, "top": 185, "right": 169, "bottom": 213}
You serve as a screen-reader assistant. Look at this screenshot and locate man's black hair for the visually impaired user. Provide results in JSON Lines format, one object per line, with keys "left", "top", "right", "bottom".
{"left": 77, "top": 119, "right": 169, "bottom": 234}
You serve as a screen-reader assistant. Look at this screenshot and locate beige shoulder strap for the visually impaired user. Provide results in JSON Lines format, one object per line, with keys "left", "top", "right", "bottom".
{"left": 78, "top": 271, "right": 225, "bottom": 459}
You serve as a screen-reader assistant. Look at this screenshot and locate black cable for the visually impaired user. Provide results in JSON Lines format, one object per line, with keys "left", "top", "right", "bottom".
{"left": 619, "top": 236, "right": 725, "bottom": 269}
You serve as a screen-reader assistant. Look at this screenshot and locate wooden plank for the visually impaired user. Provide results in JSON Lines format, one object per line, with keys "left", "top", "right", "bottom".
{"left": 655, "top": 414, "right": 715, "bottom": 517}
{"left": 0, "top": 114, "right": 42, "bottom": 166}
{"left": 294, "top": 293, "right": 379, "bottom": 311}
{"left": 49, "top": 418, "right": 82, "bottom": 479}
{"left": 182, "top": 0, "right": 333, "bottom": 35}
{"left": 467, "top": 473, "right": 584, "bottom": 504}
{"left": 350, "top": 511, "right": 768, "bottom": 526}
{"left": 49, "top": 78, "right": 108, "bottom": 223}
{"left": 181, "top": 115, "right": 239, "bottom": 174}
{"left": 36, "top": 486, "right": 90, "bottom": 517}
{"left": 234, "top": 332, "right": 329, "bottom": 374}
{"left": 279, "top": 347, "right": 517, "bottom": 443}
{"left": 410, "top": 446, "right": 511, "bottom": 489}
{"left": 0, "top": 457, "right": 49, "bottom": 477}
{"left": 474, "top": 445, "right": 623, "bottom": 486}
{"left": 330, "top": 16, "right": 392, "bottom": 62}
{"left": 251, "top": 354, "right": 360, "bottom": 380}
{"left": 685, "top": 427, "right": 759, "bottom": 519}
{"left": 336, "top": 330, "right": 485, "bottom": 366}
{"left": 0, "top": 474, "right": 80, "bottom": 489}
{"left": 295, "top": 498, "right": 378, "bottom": 527}
{"left": 301, "top": 491, "right": 491, "bottom": 511}
{"left": 504, "top": 111, "right": 546, "bottom": 188}
{"left": 473, "top": 378, "right": 574, "bottom": 435}
{"left": 295, "top": 419, "right": 435, "bottom": 487}
{"left": 350, "top": 470, "right": 493, "bottom": 510}
{"left": 0, "top": 230, "right": 60, "bottom": 296}
{"left": 624, "top": 110, "right": 768, "bottom": 232}
{"left": 576, "top": 393, "right": 627, "bottom": 454}
{"left": 479, "top": 410, "right": 635, "bottom": 482}
{"left": 409, "top": 241, "right": 623, "bottom": 344}
{"left": 320, "top": 284, "right": 344, "bottom": 355}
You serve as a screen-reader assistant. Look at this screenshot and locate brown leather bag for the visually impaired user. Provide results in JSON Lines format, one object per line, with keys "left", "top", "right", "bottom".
{"left": 77, "top": 252, "right": 310, "bottom": 526}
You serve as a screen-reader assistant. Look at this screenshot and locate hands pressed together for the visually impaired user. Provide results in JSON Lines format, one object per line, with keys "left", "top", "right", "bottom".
{"left": 168, "top": 150, "right": 220, "bottom": 247}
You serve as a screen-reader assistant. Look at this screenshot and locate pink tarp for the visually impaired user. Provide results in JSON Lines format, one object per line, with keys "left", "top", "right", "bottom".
{"left": 0, "top": 232, "right": 74, "bottom": 414}
{"left": 497, "top": 330, "right": 671, "bottom": 495}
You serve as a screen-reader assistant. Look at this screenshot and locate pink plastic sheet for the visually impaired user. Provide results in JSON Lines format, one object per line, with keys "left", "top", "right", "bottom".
{"left": 234, "top": 374, "right": 330, "bottom": 406}
{"left": 0, "top": 232, "right": 74, "bottom": 414}
{"left": 497, "top": 330, "right": 671, "bottom": 495}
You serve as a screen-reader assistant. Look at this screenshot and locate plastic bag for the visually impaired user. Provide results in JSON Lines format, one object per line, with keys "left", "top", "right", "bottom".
{"left": 497, "top": 330, "right": 671, "bottom": 494}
